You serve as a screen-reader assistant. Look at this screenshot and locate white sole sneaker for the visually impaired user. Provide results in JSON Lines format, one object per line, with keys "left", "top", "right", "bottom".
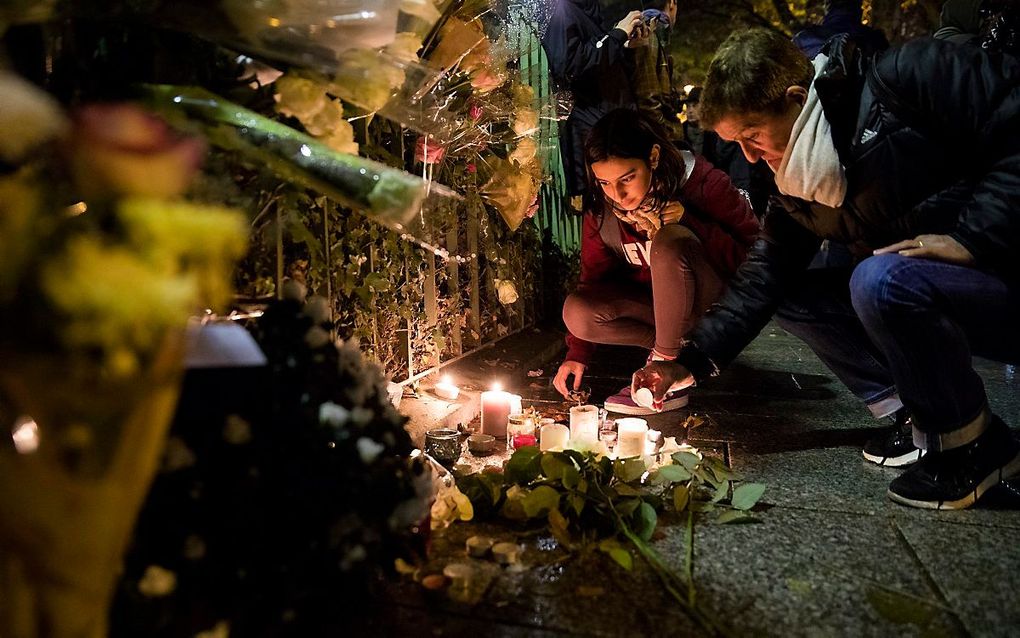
{"left": 887, "top": 450, "right": 1020, "bottom": 510}
{"left": 605, "top": 393, "right": 689, "bottom": 415}
{"left": 863, "top": 448, "right": 923, "bottom": 467}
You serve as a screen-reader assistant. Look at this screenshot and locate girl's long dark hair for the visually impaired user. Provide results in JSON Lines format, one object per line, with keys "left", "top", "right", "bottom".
{"left": 582, "top": 108, "right": 688, "bottom": 219}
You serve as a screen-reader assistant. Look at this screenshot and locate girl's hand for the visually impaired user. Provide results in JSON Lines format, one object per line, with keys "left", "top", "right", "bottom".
{"left": 631, "top": 361, "right": 694, "bottom": 411}
{"left": 553, "top": 361, "right": 586, "bottom": 399}
{"left": 660, "top": 201, "right": 686, "bottom": 225}
{"left": 873, "top": 234, "right": 975, "bottom": 266}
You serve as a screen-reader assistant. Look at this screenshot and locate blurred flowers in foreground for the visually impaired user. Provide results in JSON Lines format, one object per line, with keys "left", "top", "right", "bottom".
{"left": 0, "top": 74, "right": 247, "bottom": 378}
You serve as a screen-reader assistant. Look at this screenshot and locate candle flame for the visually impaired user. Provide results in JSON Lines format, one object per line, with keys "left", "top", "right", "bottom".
{"left": 441, "top": 375, "right": 453, "bottom": 386}
{"left": 492, "top": 381, "right": 502, "bottom": 392}
{"left": 11, "top": 416, "right": 39, "bottom": 454}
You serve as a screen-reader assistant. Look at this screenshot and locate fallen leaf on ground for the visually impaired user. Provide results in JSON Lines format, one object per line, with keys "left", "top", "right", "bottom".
{"left": 527, "top": 369, "right": 543, "bottom": 377}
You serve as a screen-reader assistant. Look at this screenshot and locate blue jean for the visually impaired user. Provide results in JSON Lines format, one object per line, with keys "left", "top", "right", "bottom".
{"left": 775, "top": 267, "right": 902, "bottom": 417}
{"left": 850, "top": 254, "right": 1020, "bottom": 449}
{"left": 777, "top": 254, "right": 1020, "bottom": 450}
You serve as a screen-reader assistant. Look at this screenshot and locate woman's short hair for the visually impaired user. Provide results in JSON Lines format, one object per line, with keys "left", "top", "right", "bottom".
{"left": 700, "top": 28, "right": 814, "bottom": 128}
{"left": 582, "top": 108, "right": 688, "bottom": 218}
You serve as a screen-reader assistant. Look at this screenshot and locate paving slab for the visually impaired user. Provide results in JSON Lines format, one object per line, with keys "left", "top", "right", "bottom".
{"left": 894, "top": 517, "right": 1020, "bottom": 637}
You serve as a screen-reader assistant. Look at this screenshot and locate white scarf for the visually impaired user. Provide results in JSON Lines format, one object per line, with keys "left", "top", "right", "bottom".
{"left": 772, "top": 54, "right": 847, "bottom": 208}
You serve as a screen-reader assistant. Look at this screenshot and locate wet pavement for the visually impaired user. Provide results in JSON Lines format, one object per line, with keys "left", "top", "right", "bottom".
{"left": 359, "top": 323, "right": 1020, "bottom": 637}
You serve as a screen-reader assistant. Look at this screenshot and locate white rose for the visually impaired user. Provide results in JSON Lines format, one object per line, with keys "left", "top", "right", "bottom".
{"left": 319, "top": 401, "right": 350, "bottom": 427}
{"left": 357, "top": 437, "right": 385, "bottom": 464}
{"left": 493, "top": 279, "right": 519, "bottom": 305}
{"left": 513, "top": 108, "right": 539, "bottom": 137}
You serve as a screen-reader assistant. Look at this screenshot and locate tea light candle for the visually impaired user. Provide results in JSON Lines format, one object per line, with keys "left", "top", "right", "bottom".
{"left": 540, "top": 423, "right": 569, "bottom": 450}
{"left": 569, "top": 404, "right": 599, "bottom": 445}
{"left": 492, "top": 542, "right": 520, "bottom": 565}
{"left": 616, "top": 418, "right": 649, "bottom": 457}
{"left": 480, "top": 384, "right": 511, "bottom": 438}
{"left": 465, "top": 535, "right": 495, "bottom": 557}
{"left": 434, "top": 375, "right": 460, "bottom": 400}
{"left": 443, "top": 563, "right": 475, "bottom": 588}
{"left": 646, "top": 429, "right": 663, "bottom": 455}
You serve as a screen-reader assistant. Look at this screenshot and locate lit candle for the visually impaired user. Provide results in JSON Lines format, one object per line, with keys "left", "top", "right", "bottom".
{"left": 480, "top": 383, "right": 511, "bottom": 438}
{"left": 540, "top": 423, "right": 569, "bottom": 451}
{"left": 434, "top": 375, "right": 460, "bottom": 400}
{"left": 569, "top": 404, "right": 599, "bottom": 445}
{"left": 616, "top": 418, "right": 649, "bottom": 457}
{"left": 509, "top": 394, "right": 523, "bottom": 415}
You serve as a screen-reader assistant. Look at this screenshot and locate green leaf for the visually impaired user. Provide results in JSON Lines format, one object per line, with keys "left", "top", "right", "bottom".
{"left": 606, "top": 547, "right": 633, "bottom": 571}
{"left": 633, "top": 501, "right": 658, "bottom": 541}
{"left": 613, "top": 458, "right": 647, "bottom": 483}
{"left": 731, "top": 483, "right": 766, "bottom": 511}
{"left": 717, "top": 510, "right": 759, "bottom": 525}
{"left": 673, "top": 484, "right": 690, "bottom": 512}
{"left": 614, "top": 483, "right": 645, "bottom": 497}
{"left": 548, "top": 508, "right": 572, "bottom": 547}
{"left": 655, "top": 464, "right": 692, "bottom": 483}
{"left": 541, "top": 453, "right": 580, "bottom": 488}
{"left": 505, "top": 446, "right": 543, "bottom": 485}
{"left": 569, "top": 493, "right": 586, "bottom": 516}
{"left": 522, "top": 485, "right": 561, "bottom": 518}
{"left": 616, "top": 498, "right": 641, "bottom": 518}
{"left": 711, "top": 483, "right": 729, "bottom": 503}
{"left": 672, "top": 451, "right": 701, "bottom": 472}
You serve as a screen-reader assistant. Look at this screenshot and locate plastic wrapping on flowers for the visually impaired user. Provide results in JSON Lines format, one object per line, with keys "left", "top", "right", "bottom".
{"left": 144, "top": 85, "right": 428, "bottom": 229}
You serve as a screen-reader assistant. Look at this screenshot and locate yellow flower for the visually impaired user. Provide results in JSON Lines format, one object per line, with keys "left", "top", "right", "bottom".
{"left": 513, "top": 108, "right": 539, "bottom": 137}
{"left": 493, "top": 279, "right": 519, "bottom": 305}
{"left": 331, "top": 49, "right": 406, "bottom": 112}
{"left": 274, "top": 74, "right": 329, "bottom": 122}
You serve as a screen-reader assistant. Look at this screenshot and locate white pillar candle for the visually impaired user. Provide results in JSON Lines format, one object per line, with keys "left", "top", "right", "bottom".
{"left": 509, "top": 394, "right": 523, "bottom": 415}
{"left": 617, "top": 418, "right": 649, "bottom": 457}
{"left": 540, "top": 423, "right": 569, "bottom": 451}
{"left": 481, "top": 387, "right": 511, "bottom": 438}
{"left": 569, "top": 404, "right": 599, "bottom": 445}
{"left": 434, "top": 375, "right": 460, "bottom": 400}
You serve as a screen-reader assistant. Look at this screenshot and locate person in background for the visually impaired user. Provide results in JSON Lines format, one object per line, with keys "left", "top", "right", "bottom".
{"left": 541, "top": 1, "right": 650, "bottom": 196}
{"left": 553, "top": 109, "right": 758, "bottom": 415}
{"left": 793, "top": 0, "right": 889, "bottom": 59}
{"left": 685, "top": 86, "right": 773, "bottom": 217}
{"left": 632, "top": 28, "right": 1020, "bottom": 509}
{"left": 631, "top": 0, "right": 685, "bottom": 143}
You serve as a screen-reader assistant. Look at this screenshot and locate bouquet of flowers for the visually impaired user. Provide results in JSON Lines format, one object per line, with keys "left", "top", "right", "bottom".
{"left": 113, "top": 292, "right": 433, "bottom": 636}
{"left": 0, "top": 70, "right": 247, "bottom": 637}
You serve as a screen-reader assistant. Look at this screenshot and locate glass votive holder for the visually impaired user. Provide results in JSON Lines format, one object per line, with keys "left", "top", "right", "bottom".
{"left": 507, "top": 413, "right": 537, "bottom": 450}
{"left": 599, "top": 419, "right": 618, "bottom": 453}
{"left": 424, "top": 428, "right": 462, "bottom": 466}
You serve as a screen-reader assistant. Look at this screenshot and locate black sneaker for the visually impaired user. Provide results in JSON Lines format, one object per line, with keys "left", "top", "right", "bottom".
{"left": 888, "top": 416, "right": 1020, "bottom": 510}
{"left": 863, "top": 409, "right": 922, "bottom": 467}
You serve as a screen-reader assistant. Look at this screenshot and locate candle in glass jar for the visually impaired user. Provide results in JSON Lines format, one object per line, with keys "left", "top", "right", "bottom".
{"left": 569, "top": 405, "right": 599, "bottom": 444}
{"left": 480, "top": 385, "right": 511, "bottom": 438}
{"left": 540, "top": 423, "right": 569, "bottom": 451}
{"left": 616, "top": 418, "right": 649, "bottom": 457}
{"left": 509, "top": 394, "right": 523, "bottom": 415}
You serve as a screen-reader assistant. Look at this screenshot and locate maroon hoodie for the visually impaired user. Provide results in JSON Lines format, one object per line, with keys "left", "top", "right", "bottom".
{"left": 565, "top": 154, "right": 760, "bottom": 365}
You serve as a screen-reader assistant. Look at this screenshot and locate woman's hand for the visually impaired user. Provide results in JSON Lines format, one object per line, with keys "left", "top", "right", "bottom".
{"left": 660, "top": 201, "right": 686, "bottom": 225}
{"left": 873, "top": 234, "right": 976, "bottom": 266}
{"left": 631, "top": 361, "right": 694, "bottom": 411}
{"left": 553, "top": 361, "right": 587, "bottom": 399}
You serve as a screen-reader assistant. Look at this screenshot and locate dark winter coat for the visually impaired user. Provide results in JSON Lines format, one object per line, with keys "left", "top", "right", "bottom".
{"left": 675, "top": 35, "right": 1020, "bottom": 380}
{"left": 541, "top": 0, "right": 636, "bottom": 195}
